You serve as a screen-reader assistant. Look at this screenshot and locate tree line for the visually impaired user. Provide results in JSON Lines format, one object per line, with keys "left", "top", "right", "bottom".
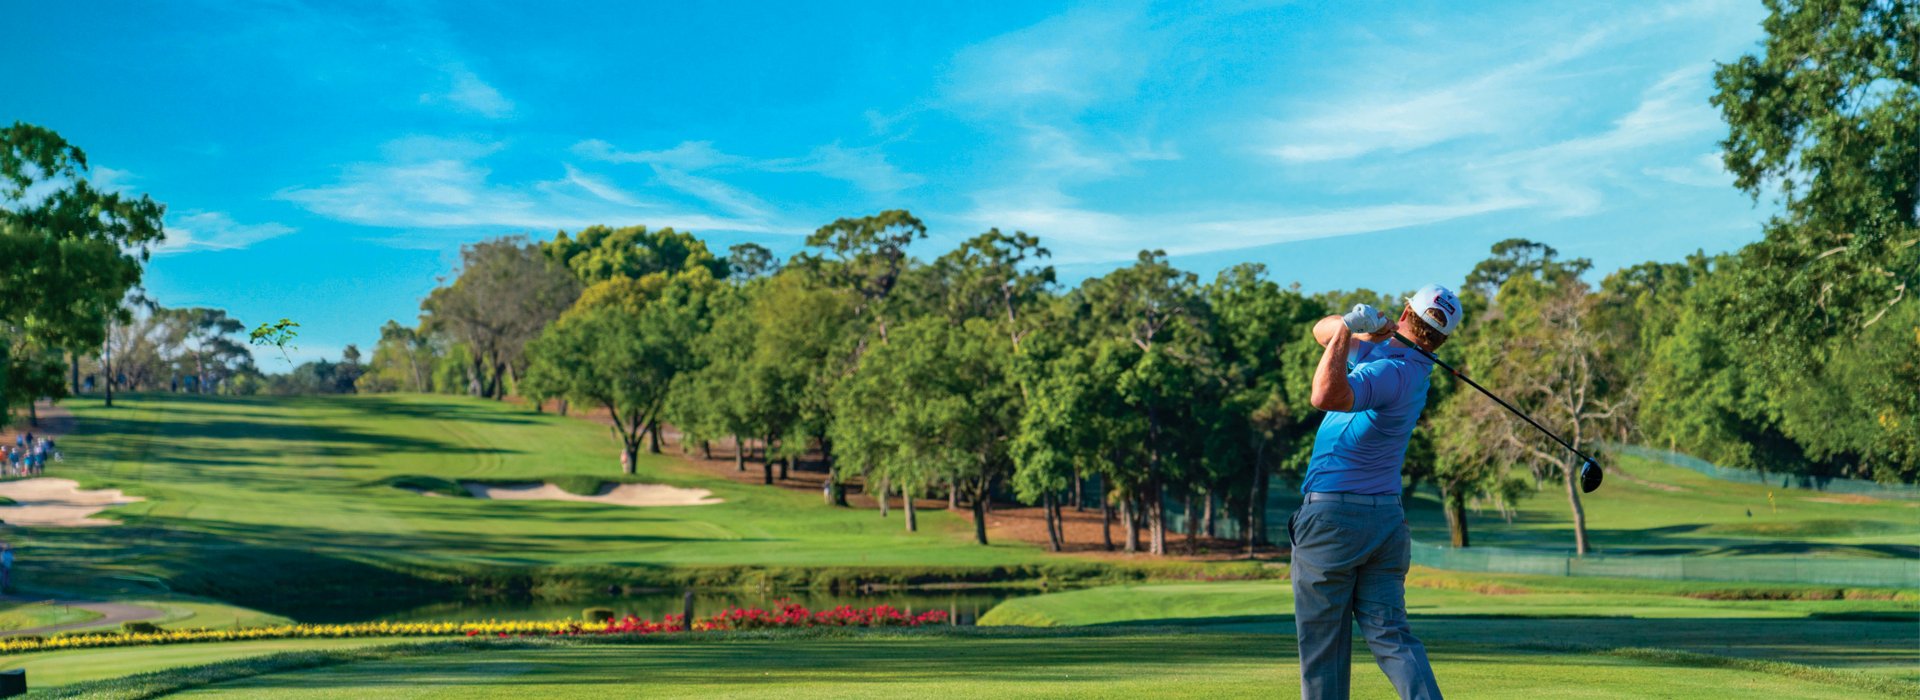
{"left": 363, "top": 1, "right": 1915, "bottom": 556}
{"left": 6, "top": 0, "right": 1911, "bottom": 557}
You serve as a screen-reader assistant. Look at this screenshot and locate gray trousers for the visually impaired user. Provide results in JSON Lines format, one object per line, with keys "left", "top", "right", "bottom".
{"left": 1289, "top": 498, "right": 1441, "bottom": 700}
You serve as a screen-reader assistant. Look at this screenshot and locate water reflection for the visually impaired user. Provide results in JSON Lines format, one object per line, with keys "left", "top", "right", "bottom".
{"left": 344, "top": 588, "right": 1032, "bottom": 626}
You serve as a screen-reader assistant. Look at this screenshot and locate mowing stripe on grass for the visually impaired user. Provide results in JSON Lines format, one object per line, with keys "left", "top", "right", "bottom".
{"left": 1506, "top": 643, "right": 1919, "bottom": 698}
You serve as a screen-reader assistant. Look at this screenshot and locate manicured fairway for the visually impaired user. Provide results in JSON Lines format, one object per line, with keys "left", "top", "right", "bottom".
{"left": 24, "top": 394, "right": 1046, "bottom": 608}
{"left": 0, "top": 637, "right": 407, "bottom": 686}
{"left": 154, "top": 634, "right": 1897, "bottom": 699}
{"left": 978, "top": 578, "right": 1920, "bottom": 681}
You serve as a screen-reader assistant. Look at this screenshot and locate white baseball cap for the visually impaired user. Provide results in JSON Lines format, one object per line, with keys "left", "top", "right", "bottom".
{"left": 1407, "top": 283, "right": 1463, "bottom": 335}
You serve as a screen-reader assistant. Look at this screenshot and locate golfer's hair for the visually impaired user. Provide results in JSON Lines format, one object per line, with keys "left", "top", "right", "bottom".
{"left": 1406, "top": 307, "right": 1449, "bottom": 350}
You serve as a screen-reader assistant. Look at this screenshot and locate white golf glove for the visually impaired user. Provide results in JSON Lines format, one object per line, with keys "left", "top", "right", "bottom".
{"left": 1342, "top": 304, "right": 1388, "bottom": 335}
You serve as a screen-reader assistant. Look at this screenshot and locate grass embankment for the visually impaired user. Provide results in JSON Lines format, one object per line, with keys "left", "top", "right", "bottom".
{"left": 40, "top": 629, "right": 1913, "bottom": 700}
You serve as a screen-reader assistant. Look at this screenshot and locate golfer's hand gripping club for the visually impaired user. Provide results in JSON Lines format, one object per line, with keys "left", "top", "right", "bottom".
{"left": 1342, "top": 304, "right": 1389, "bottom": 335}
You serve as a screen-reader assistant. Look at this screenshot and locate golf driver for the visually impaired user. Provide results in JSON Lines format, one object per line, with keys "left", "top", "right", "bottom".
{"left": 1391, "top": 331, "right": 1604, "bottom": 493}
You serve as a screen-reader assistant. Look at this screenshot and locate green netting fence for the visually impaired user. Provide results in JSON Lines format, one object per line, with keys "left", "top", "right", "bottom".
{"left": 1608, "top": 443, "right": 1920, "bottom": 500}
{"left": 1407, "top": 540, "right": 1920, "bottom": 588}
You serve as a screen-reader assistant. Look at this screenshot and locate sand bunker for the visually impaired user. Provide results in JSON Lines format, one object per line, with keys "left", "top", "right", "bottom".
{"left": 462, "top": 482, "right": 721, "bottom": 507}
{"left": 0, "top": 478, "right": 144, "bottom": 527}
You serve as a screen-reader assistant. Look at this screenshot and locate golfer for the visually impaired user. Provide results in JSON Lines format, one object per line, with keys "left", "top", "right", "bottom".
{"left": 1290, "top": 283, "right": 1460, "bottom": 700}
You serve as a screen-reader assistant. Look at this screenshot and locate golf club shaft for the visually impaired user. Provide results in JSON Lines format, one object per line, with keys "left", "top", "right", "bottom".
{"left": 1390, "top": 331, "right": 1600, "bottom": 467}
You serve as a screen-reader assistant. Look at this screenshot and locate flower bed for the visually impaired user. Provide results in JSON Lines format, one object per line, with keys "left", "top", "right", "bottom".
{"left": 0, "top": 603, "right": 949, "bottom": 655}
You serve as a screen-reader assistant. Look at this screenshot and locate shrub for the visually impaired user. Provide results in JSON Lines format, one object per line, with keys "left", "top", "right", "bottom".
{"left": 123, "top": 621, "right": 162, "bottom": 634}
{"left": 582, "top": 607, "right": 616, "bottom": 623}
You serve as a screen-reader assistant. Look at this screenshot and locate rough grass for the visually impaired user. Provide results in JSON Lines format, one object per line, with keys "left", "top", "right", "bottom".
{"left": 41, "top": 629, "right": 1912, "bottom": 700}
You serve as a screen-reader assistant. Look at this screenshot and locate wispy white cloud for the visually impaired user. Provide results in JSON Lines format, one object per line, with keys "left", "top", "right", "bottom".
{"left": 762, "top": 143, "right": 926, "bottom": 194}
{"left": 575, "top": 139, "right": 924, "bottom": 196}
{"left": 573, "top": 140, "right": 745, "bottom": 170}
{"left": 943, "top": 5, "right": 1152, "bottom": 112}
{"left": 158, "top": 211, "right": 297, "bottom": 254}
{"left": 1462, "top": 65, "right": 1725, "bottom": 217}
{"left": 958, "top": 189, "right": 1526, "bottom": 264}
{"left": 650, "top": 168, "right": 772, "bottom": 220}
{"left": 1644, "top": 152, "right": 1732, "bottom": 188}
{"left": 277, "top": 137, "right": 788, "bottom": 237}
{"left": 560, "top": 164, "right": 645, "bottom": 207}
{"left": 90, "top": 166, "right": 135, "bottom": 193}
{"left": 419, "top": 63, "right": 514, "bottom": 118}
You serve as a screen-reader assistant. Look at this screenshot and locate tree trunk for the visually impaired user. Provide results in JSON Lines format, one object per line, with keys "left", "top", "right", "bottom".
{"left": 1072, "top": 472, "right": 1084, "bottom": 511}
{"left": 69, "top": 351, "right": 80, "bottom": 396}
{"left": 1183, "top": 493, "right": 1197, "bottom": 553}
{"left": 1121, "top": 497, "right": 1139, "bottom": 554}
{"left": 1101, "top": 494, "right": 1114, "bottom": 551}
{"left": 28, "top": 400, "right": 39, "bottom": 428}
{"left": 969, "top": 481, "right": 990, "bottom": 545}
{"left": 700, "top": 440, "right": 711, "bottom": 460}
{"left": 878, "top": 476, "right": 891, "bottom": 518}
{"left": 104, "top": 328, "right": 114, "bottom": 408}
{"left": 1147, "top": 482, "right": 1168, "bottom": 556}
{"left": 1564, "top": 458, "right": 1589, "bottom": 555}
{"left": 948, "top": 478, "right": 959, "bottom": 509}
{"left": 904, "top": 484, "right": 917, "bottom": 532}
{"left": 622, "top": 441, "right": 638, "bottom": 476}
{"left": 647, "top": 421, "right": 662, "bottom": 454}
{"left": 1246, "top": 466, "right": 1270, "bottom": 556}
{"left": 1052, "top": 490, "right": 1067, "bottom": 552}
{"left": 733, "top": 435, "right": 745, "bottom": 472}
{"left": 1443, "top": 482, "right": 1471, "bottom": 548}
{"left": 761, "top": 435, "right": 774, "bottom": 485}
{"left": 780, "top": 455, "right": 791, "bottom": 481}
{"left": 558, "top": 399, "right": 568, "bottom": 416}
{"left": 1203, "top": 491, "right": 1216, "bottom": 538}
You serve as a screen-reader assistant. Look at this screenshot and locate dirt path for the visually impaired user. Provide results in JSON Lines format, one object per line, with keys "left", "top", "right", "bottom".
{"left": 0, "top": 400, "right": 74, "bottom": 445}
{"left": 0, "top": 595, "right": 163, "bottom": 637}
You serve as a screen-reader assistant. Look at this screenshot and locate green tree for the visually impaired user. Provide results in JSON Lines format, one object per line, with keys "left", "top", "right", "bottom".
{"left": 1202, "top": 264, "right": 1321, "bottom": 553}
{"left": 167, "top": 307, "right": 252, "bottom": 393}
{"left": 421, "top": 236, "right": 580, "bottom": 399}
{"left": 832, "top": 317, "right": 1017, "bottom": 540}
{"left": 524, "top": 271, "right": 717, "bottom": 472}
{"left": 0, "top": 123, "right": 166, "bottom": 416}
{"left": 724, "top": 242, "right": 779, "bottom": 282}
{"left": 541, "top": 225, "right": 728, "bottom": 285}
{"left": 1077, "top": 251, "right": 1212, "bottom": 556}
{"left": 1473, "top": 271, "right": 1628, "bottom": 555}
{"left": 1707, "top": 0, "right": 1918, "bottom": 480}
{"left": 800, "top": 209, "right": 926, "bottom": 341}
{"left": 359, "top": 321, "right": 438, "bottom": 393}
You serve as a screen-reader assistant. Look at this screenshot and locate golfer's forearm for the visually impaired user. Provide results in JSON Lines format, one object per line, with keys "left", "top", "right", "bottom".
{"left": 1310, "top": 323, "right": 1354, "bottom": 411}
{"left": 1311, "top": 315, "right": 1346, "bottom": 346}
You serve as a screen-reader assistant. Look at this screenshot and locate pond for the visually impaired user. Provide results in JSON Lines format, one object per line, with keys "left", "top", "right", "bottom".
{"left": 325, "top": 588, "right": 1035, "bottom": 626}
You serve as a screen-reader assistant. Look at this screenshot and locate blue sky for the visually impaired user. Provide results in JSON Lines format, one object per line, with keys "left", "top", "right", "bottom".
{"left": 4, "top": 0, "right": 1772, "bottom": 364}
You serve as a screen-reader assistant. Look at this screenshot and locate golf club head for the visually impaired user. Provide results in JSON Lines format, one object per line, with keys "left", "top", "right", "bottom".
{"left": 1579, "top": 460, "right": 1603, "bottom": 493}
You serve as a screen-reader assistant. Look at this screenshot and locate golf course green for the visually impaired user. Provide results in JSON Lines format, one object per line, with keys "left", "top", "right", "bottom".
{"left": 8, "top": 393, "right": 1915, "bottom": 697}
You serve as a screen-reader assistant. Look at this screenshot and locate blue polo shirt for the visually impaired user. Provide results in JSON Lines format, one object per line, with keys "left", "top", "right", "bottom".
{"left": 1302, "top": 338, "right": 1435, "bottom": 496}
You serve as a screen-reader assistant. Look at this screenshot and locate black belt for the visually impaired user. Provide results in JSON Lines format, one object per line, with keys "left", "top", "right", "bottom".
{"left": 1305, "top": 492, "right": 1400, "bottom": 506}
